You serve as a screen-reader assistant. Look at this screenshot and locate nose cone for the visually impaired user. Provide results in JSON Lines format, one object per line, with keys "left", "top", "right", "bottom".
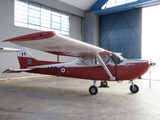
{"left": 139, "top": 60, "right": 150, "bottom": 74}
{"left": 126, "top": 59, "right": 150, "bottom": 80}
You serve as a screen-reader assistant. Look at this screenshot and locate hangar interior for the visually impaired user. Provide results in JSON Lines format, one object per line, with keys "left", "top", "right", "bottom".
{"left": 0, "top": 0, "right": 160, "bottom": 79}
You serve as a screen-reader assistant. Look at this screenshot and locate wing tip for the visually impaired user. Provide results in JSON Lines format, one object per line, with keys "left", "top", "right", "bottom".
{"left": 2, "top": 31, "right": 56, "bottom": 42}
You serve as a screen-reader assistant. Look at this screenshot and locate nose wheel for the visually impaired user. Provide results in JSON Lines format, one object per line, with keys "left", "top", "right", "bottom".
{"left": 129, "top": 81, "right": 139, "bottom": 93}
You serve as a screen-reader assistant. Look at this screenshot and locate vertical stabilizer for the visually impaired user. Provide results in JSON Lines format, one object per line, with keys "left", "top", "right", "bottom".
{"left": 15, "top": 46, "right": 37, "bottom": 69}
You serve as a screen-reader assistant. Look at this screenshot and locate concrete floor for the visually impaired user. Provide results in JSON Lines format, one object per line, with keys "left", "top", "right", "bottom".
{"left": 0, "top": 76, "right": 160, "bottom": 120}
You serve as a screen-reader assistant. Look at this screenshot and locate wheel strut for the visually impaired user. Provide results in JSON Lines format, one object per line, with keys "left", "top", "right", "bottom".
{"left": 130, "top": 80, "right": 134, "bottom": 87}
{"left": 93, "top": 80, "right": 96, "bottom": 86}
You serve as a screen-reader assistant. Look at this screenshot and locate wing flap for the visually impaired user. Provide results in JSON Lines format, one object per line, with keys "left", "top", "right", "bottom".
{"left": 3, "top": 68, "right": 32, "bottom": 73}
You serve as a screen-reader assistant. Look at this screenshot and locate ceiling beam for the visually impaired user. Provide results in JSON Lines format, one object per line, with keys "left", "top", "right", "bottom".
{"left": 88, "top": 0, "right": 108, "bottom": 12}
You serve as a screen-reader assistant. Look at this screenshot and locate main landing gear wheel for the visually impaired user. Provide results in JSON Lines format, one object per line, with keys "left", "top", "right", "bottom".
{"left": 130, "top": 84, "right": 139, "bottom": 93}
{"left": 100, "top": 81, "right": 108, "bottom": 87}
{"left": 89, "top": 85, "right": 98, "bottom": 95}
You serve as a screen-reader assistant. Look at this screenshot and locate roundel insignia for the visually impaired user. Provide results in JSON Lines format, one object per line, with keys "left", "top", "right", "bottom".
{"left": 61, "top": 67, "right": 66, "bottom": 73}
{"left": 27, "top": 59, "right": 32, "bottom": 65}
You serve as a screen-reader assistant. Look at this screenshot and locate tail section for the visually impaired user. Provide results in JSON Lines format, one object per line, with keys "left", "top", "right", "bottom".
{"left": 15, "top": 46, "right": 62, "bottom": 69}
{"left": 16, "top": 46, "right": 38, "bottom": 69}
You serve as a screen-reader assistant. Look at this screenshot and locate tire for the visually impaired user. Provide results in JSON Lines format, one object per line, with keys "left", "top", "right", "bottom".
{"left": 104, "top": 81, "right": 108, "bottom": 87}
{"left": 100, "top": 81, "right": 108, "bottom": 87}
{"left": 89, "top": 85, "right": 98, "bottom": 95}
{"left": 130, "top": 84, "right": 139, "bottom": 93}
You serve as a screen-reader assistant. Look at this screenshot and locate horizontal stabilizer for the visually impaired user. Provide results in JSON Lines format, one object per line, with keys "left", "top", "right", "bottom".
{"left": 0, "top": 47, "right": 20, "bottom": 52}
{"left": 3, "top": 68, "right": 32, "bottom": 73}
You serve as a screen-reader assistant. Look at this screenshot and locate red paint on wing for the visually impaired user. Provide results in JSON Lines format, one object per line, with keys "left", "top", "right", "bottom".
{"left": 99, "top": 50, "right": 112, "bottom": 55}
{"left": 3, "top": 31, "right": 56, "bottom": 42}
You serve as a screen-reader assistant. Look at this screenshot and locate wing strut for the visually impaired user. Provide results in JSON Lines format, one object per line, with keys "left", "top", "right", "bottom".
{"left": 95, "top": 52, "right": 116, "bottom": 80}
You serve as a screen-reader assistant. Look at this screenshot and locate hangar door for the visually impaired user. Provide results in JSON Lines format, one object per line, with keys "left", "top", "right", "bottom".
{"left": 100, "top": 8, "right": 142, "bottom": 59}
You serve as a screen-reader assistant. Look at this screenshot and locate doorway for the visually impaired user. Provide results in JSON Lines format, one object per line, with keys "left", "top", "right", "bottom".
{"left": 142, "top": 4, "right": 160, "bottom": 80}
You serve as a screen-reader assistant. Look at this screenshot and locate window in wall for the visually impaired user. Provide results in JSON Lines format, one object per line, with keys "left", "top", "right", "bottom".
{"left": 14, "top": 0, "right": 70, "bottom": 36}
{"left": 102, "top": 0, "right": 137, "bottom": 9}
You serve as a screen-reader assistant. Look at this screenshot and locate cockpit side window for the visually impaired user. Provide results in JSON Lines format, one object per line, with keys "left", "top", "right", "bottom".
{"left": 94, "top": 54, "right": 112, "bottom": 65}
{"left": 76, "top": 58, "right": 90, "bottom": 65}
{"left": 76, "top": 58, "right": 98, "bottom": 66}
{"left": 74, "top": 53, "right": 124, "bottom": 66}
{"left": 100, "top": 55, "right": 110, "bottom": 64}
{"left": 76, "top": 58, "right": 84, "bottom": 65}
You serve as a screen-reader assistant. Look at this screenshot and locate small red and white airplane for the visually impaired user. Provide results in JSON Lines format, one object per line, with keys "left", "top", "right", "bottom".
{"left": 2, "top": 31, "right": 152, "bottom": 95}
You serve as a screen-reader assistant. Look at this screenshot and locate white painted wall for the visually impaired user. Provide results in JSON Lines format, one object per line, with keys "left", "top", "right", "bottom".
{"left": 0, "top": 0, "right": 84, "bottom": 79}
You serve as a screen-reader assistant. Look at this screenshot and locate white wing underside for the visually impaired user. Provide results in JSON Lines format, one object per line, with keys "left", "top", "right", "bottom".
{"left": 3, "top": 31, "right": 111, "bottom": 57}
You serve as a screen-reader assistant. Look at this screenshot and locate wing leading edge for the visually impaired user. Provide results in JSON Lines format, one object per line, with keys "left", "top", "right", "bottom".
{"left": 3, "top": 31, "right": 111, "bottom": 57}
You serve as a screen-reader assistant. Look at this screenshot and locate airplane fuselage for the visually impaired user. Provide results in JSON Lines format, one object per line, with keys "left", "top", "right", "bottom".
{"left": 28, "top": 59, "right": 150, "bottom": 81}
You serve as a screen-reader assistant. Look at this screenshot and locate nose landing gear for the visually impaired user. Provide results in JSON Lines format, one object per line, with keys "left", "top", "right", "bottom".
{"left": 129, "top": 80, "right": 139, "bottom": 93}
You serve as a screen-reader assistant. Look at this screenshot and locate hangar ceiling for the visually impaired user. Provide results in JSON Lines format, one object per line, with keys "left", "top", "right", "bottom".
{"left": 59, "top": 0, "right": 98, "bottom": 10}
{"left": 59, "top": 0, "right": 160, "bottom": 15}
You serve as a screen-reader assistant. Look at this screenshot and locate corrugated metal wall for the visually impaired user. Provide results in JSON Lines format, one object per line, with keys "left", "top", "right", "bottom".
{"left": 100, "top": 8, "right": 142, "bottom": 59}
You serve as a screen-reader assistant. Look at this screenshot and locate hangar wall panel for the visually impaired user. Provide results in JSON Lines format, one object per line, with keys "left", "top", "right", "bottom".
{"left": 0, "top": 0, "right": 84, "bottom": 79}
{"left": 84, "top": 12, "right": 99, "bottom": 46}
{"left": 100, "top": 8, "right": 142, "bottom": 59}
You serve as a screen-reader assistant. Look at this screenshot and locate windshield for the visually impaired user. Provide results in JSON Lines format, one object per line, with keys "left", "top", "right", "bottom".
{"left": 110, "top": 53, "right": 124, "bottom": 64}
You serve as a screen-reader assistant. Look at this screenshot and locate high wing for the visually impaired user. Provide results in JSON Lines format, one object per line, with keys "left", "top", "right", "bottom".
{"left": 0, "top": 47, "right": 20, "bottom": 52}
{"left": 2, "top": 31, "right": 111, "bottom": 57}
